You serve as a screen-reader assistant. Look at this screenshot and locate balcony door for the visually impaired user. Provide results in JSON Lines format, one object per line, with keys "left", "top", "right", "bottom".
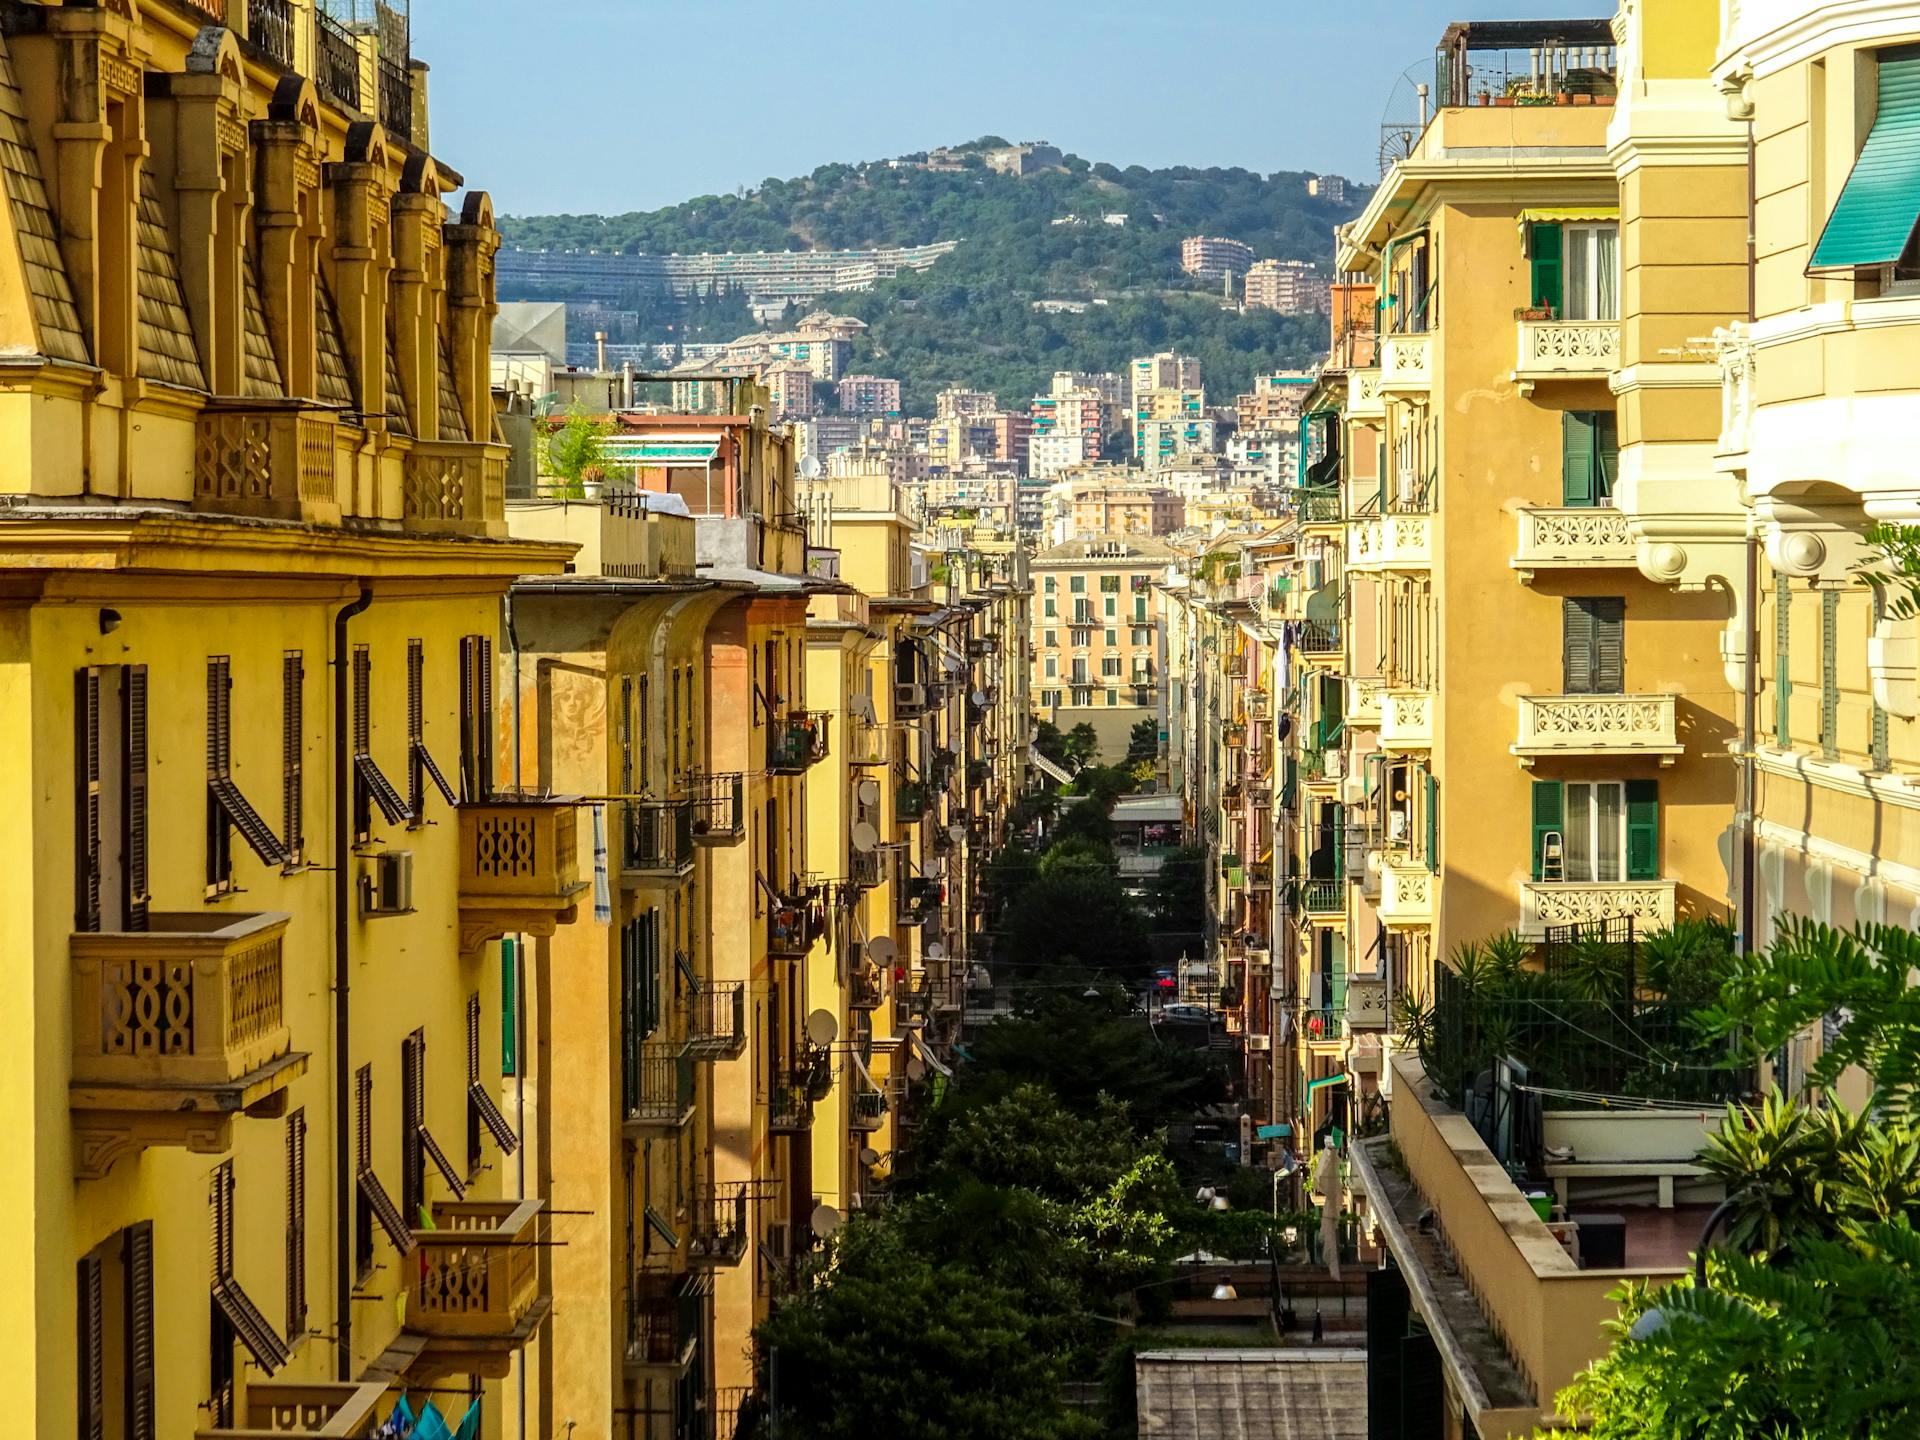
{"left": 1563, "top": 781, "right": 1627, "bottom": 883}
{"left": 1562, "top": 223, "right": 1619, "bottom": 321}
{"left": 75, "top": 665, "right": 149, "bottom": 933}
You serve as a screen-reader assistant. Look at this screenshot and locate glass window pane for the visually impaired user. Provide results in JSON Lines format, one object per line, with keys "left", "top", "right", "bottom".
{"left": 1566, "top": 230, "right": 1593, "bottom": 320}
{"left": 1565, "top": 783, "right": 1593, "bottom": 882}
{"left": 1595, "top": 782, "right": 1624, "bottom": 881}
{"left": 1596, "top": 226, "right": 1619, "bottom": 320}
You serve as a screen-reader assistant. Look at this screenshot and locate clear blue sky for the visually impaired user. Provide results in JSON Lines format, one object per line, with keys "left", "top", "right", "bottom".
{"left": 418, "top": 0, "right": 1606, "bottom": 217}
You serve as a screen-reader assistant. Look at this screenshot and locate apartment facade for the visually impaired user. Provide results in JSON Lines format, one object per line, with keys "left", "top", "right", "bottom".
{"left": 1180, "top": 235, "right": 1256, "bottom": 280}
{"left": 1031, "top": 537, "right": 1174, "bottom": 757}
{"left": 1244, "top": 258, "right": 1332, "bottom": 315}
{"left": 0, "top": 5, "right": 583, "bottom": 1438}
{"left": 836, "top": 374, "right": 902, "bottom": 415}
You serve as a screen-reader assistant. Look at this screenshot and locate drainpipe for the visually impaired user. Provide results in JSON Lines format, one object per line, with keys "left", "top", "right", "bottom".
{"left": 1738, "top": 109, "right": 1759, "bottom": 954}
{"left": 332, "top": 584, "right": 372, "bottom": 1381}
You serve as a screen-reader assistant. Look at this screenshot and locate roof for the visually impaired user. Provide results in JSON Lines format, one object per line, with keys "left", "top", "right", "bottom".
{"left": 1113, "top": 795, "right": 1182, "bottom": 824}
{"left": 1134, "top": 1349, "right": 1367, "bottom": 1439}
{"left": 1032, "top": 535, "right": 1180, "bottom": 564}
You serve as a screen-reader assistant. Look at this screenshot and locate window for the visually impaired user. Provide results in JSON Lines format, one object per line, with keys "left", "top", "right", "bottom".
{"left": 75, "top": 664, "right": 150, "bottom": 933}
{"left": 1105, "top": 628, "right": 1117, "bottom": 646}
{"left": 207, "top": 657, "right": 291, "bottom": 893}
{"left": 351, "top": 646, "right": 411, "bottom": 840}
{"left": 1133, "top": 626, "right": 1153, "bottom": 646}
{"left": 405, "top": 639, "right": 457, "bottom": 821}
{"left": 459, "top": 634, "right": 495, "bottom": 803}
{"left": 466, "top": 991, "right": 519, "bottom": 1172}
{"left": 275, "top": 1110, "right": 306, "bottom": 1346}
{"left": 1562, "top": 597, "right": 1625, "bottom": 694}
{"left": 1104, "top": 596, "right": 1117, "bottom": 618}
{"left": 1044, "top": 598, "right": 1057, "bottom": 618}
{"left": 501, "top": 936, "right": 521, "bottom": 1078}
{"left": 1809, "top": 44, "right": 1920, "bottom": 275}
{"left": 282, "top": 653, "right": 304, "bottom": 867}
{"left": 1044, "top": 656, "right": 1057, "bottom": 678}
{"left": 1561, "top": 411, "right": 1619, "bottom": 507}
{"left": 1134, "top": 597, "right": 1149, "bottom": 622}
{"left": 1528, "top": 221, "right": 1618, "bottom": 318}
{"left": 1130, "top": 574, "right": 1150, "bottom": 591}
{"left": 1043, "top": 575, "right": 1056, "bottom": 593}
{"left": 1101, "top": 656, "right": 1121, "bottom": 677}
{"left": 1821, "top": 588, "right": 1841, "bottom": 760}
{"left": 1100, "top": 575, "right": 1121, "bottom": 593}
{"left": 621, "top": 909, "right": 663, "bottom": 1117}
{"left": 79, "top": 1223, "right": 156, "bottom": 1440}
{"left": 1043, "top": 629, "right": 1056, "bottom": 648}
{"left": 1531, "top": 779, "right": 1658, "bottom": 881}
{"left": 354, "top": 1065, "right": 411, "bottom": 1279}
{"left": 401, "top": 1028, "right": 466, "bottom": 1227}
{"left": 209, "top": 1158, "right": 291, "bottom": 1410}
{"left": 1069, "top": 575, "right": 1086, "bottom": 593}
{"left": 1774, "top": 573, "right": 1792, "bottom": 746}
{"left": 1106, "top": 688, "right": 1119, "bottom": 707}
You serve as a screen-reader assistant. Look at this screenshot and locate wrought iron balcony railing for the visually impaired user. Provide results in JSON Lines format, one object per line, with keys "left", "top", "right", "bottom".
{"left": 622, "top": 1042, "right": 694, "bottom": 1132}
{"left": 682, "top": 980, "right": 746, "bottom": 1060}
{"left": 768, "top": 711, "right": 831, "bottom": 774}
{"left": 624, "top": 799, "right": 693, "bottom": 877}
{"left": 691, "top": 772, "right": 745, "bottom": 844}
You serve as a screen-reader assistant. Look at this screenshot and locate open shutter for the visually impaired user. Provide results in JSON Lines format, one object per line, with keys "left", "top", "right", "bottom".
{"left": 124, "top": 666, "right": 150, "bottom": 932}
{"left": 407, "top": 639, "right": 425, "bottom": 818}
{"left": 468, "top": 990, "right": 519, "bottom": 1154}
{"left": 1594, "top": 411, "right": 1620, "bottom": 502}
{"left": 1593, "top": 598, "right": 1626, "bottom": 694}
{"left": 1531, "top": 780, "right": 1564, "bottom": 881}
{"left": 1329, "top": 802, "right": 1345, "bottom": 881}
{"left": 286, "top": 1109, "right": 307, "bottom": 1341}
{"left": 401, "top": 1031, "right": 424, "bottom": 1221}
{"left": 1775, "top": 574, "right": 1793, "bottom": 746}
{"left": 1809, "top": 45, "right": 1920, "bottom": 270}
{"left": 124, "top": 1222, "right": 155, "bottom": 1440}
{"left": 501, "top": 936, "right": 519, "bottom": 1077}
{"left": 1561, "top": 411, "right": 1598, "bottom": 507}
{"left": 77, "top": 1252, "right": 104, "bottom": 1440}
{"left": 1821, "top": 589, "right": 1841, "bottom": 759}
{"left": 1625, "top": 779, "right": 1660, "bottom": 880}
{"left": 1424, "top": 770, "right": 1439, "bottom": 874}
{"left": 619, "top": 676, "right": 634, "bottom": 794}
{"left": 76, "top": 669, "right": 102, "bottom": 933}
{"left": 282, "top": 654, "right": 303, "bottom": 867}
{"left": 1528, "top": 221, "right": 1563, "bottom": 311}
{"left": 1562, "top": 599, "right": 1596, "bottom": 694}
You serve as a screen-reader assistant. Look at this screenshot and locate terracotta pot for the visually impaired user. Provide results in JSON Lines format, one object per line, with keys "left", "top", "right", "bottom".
{"left": 1495, "top": 96, "right": 1516, "bottom": 107}
{"left": 1573, "top": 92, "right": 1593, "bottom": 106}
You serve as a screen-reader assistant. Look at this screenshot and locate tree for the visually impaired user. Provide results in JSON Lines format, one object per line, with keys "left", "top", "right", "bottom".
{"left": 1148, "top": 845, "right": 1208, "bottom": 933}
{"left": 1543, "top": 919, "right": 1920, "bottom": 1438}
{"left": 1003, "top": 868, "right": 1148, "bottom": 976}
{"left": 1064, "top": 722, "right": 1100, "bottom": 766}
{"left": 545, "top": 403, "right": 614, "bottom": 498}
{"left": 1032, "top": 719, "right": 1069, "bottom": 766}
{"left": 1126, "top": 719, "right": 1159, "bottom": 766}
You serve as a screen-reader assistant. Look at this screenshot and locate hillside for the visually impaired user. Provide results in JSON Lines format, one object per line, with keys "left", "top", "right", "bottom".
{"left": 497, "top": 142, "right": 1369, "bottom": 412}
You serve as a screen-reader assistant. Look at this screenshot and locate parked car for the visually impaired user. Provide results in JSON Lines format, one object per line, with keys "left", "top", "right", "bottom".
{"left": 1160, "top": 1003, "right": 1212, "bottom": 1024}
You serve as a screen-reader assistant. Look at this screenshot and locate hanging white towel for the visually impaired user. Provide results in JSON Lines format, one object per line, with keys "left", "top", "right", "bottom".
{"left": 591, "top": 804, "right": 612, "bottom": 925}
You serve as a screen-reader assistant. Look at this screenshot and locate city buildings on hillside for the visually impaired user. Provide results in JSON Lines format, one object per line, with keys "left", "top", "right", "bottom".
{"left": 1306, "top": 174, "right": 1350, "bottom": 204}
{"left": 1181, "top": 235, "right": 1257, "bottom": 281}
{"left": 1052, "top": 370, "right": 1127, "bottom": 407}
{"left": 1031, "top": 537, "right": 1177, "bottom": 756}
{"left": 1236, "top": 370, "right": 1317, "bottom": 433}
{"left": 1053, "top": 485, "right": 1187, "bottom": 544}
{"left": 838, "top": 374, "right": 903, "bottom": 415}
{"left": 985, "top": 140, "right": 1065, "bottom": 175}
{"left": 1130, "top": 351, "right": 1204, "bottom": 406}
{"left": 1244, "top": 258, "right": 1332, "bottom": 315}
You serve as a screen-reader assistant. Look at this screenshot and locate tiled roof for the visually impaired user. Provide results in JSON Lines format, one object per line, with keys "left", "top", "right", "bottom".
{"left": 436, "top": 331, "right": 468, "bottom": 441}
{"left": 242, "top": 249, "right": 284, "bottom": 398}
{"left": 315, "top": 273, "right": 355, "bottom": 409}
{"left": 135, "top": 168, "right": 207, "bottom": 390}
{"left": 0, "top": 34, "right": 88, "bottom": 364}
{"left": 384, "top": 324, "right": 410, "bottom": 436}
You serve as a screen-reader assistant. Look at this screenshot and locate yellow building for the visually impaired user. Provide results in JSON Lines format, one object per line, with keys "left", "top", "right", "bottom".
{"left": 0, "top": 4, "right": 582, "bottom": 1437}
{"left": 1031, "top": 536, "right": 1174, "bottom": 758}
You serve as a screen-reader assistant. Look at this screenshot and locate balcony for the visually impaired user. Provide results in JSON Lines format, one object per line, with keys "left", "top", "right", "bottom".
{"left": 847, "top": 719, "right": 890, "bottom": 767}
{"left": 314, "top": 3, "right": 360, "bottom": 109}
{"left": 1301, "top": 879, "right": 1345, "bottom": 917}
{"left": 849, "top": 1085, "right": 889, "bottom": 1133}
{"left": 1348, "top": 979, "right": 1389, "bottom": 1028}
{"left": 1380, "top": 689, "right": 1433, "bottom": 752}
{"left": 623, "top": 1042, "right": 695, "bottom": 1133}
{"left": 1512, "top": 506, "right": 1637, "bottom": 576}
{"left": 768, "top": 711, "right": 831, "bottom": 774}
{"left": 769, "top": 1076, "right": 818, "bottom": 1134}
{"left": 768, "top": 882, "right": 825, "bottom": 959}
{"left": 1346, "top": 677, "right": 1384, "bottom": 728}
{"left": 1295, "top": 621, "right": 1341, "bottom": 661}
{"left": 691, "top": 772, "right": 745, "bottom": 844}
{"left": 1377, "top": 512, "right": 1433, "bottom": 571}
{"left": 377, "top": 54, "right": 413, "bottom": 144}
{"left": 1514, "top": 317, "right": 1620, "bottom": 385}
{"left": 623, "top": 799, "right": 694, "bottom": 881}
{"left": 896, "top": 778, "right": 933, "bottom": 823}
{"left": 1520, "top": 880, "right": 1676, "bottom": 938}
{"left": 1303, "top": 1007, "right": 1346, "bottom": 1046}
{"left": 690, "top": 1183, "right": 753, "bottom": 1267}
{"left": 244, "top": 0, "right": 297, "bottom": 71}
{"left": 69, "top": 912, "right": 306, "bottom": 1179}
{"left": 193, "top": 402, "right": 340, "bottom": 524}
{"left": 1346, "top": 516, "right": 1383, "bottom": 571}
{"left": 1223, "top": 720, "right": 1246, "bottom": 748}
{"left": 458, "top": 797, "right": 588, "bottom": 952}
{"left": 1380, "top": 861, "right": 1436, "bottom": 928}
{"left": 683, "top": 981, "right": 747, "bottom": 1061}
{"left": 1347, "top": 366, "right": 1384, "bottom": 420}
{"left": 1302, "top": 747, "right": 1343, "bottom": 789}
{"left": 626, "top": 1273, "right": 700, "bottom": 1374}
{"left": 850, "top": 964, "right": 886, "bottom": 1012}
{"left": 1513, "top": 694, "right": 1682, "bottom": 764}
{"left": 195, "top": 1380, "right": 389, "bottom": 1439}
{"left": 401, "top": 440, "right": 508, "bottom": 538}
{"left": 1381, "top": 331, "right": 1432, "bottom": 396}
{"left": 406, "top": 1199, "right": 549, "bottom": 1381}
{"left": 898, "top": 875, "right": 943, "bottom": 928}
{"left": 1295, "top": 488, "right": 1343, "bottom": 527}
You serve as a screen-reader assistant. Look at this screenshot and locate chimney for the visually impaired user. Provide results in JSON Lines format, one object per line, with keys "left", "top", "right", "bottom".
{"left": 595, "top": 331, "right": 608, "bottom": 372}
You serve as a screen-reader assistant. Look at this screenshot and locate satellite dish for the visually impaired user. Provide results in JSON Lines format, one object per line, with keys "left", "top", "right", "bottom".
{"left": 806, "top": 1009, "right": 839, "bottom": 1046}
{"left": 799, "top": 454, "right": 823, "bottom": 479}
{"left": 859, "top": 1147, "right": 882, "bottom": 1168}
{"left": 971, "top": 690, "right": 988, "bottom": 707}
{"left": 810, "top": 1203, "right": 843, "bottom": 1237}
{"left": 851, "top": 820, "right": 879, "bottom": 853}
{"left": 856, "top": 778, "right": 881, "bottom": 807}
{"left": 869, "top": 936, "right": 898, "bottom": 965}
{"left": 906, "top": 1057, "right": 928, "bottom": 1081}
{"left": 927, "top": 941, "right": 945, "bottom": 961}
{"left": 851, "top": 691, "right": 876, "bottom": 722}
{"left": 947, "top": 824, "right": 967, "bottom": 845}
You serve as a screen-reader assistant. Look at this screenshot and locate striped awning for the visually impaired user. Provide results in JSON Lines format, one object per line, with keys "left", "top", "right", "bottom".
{"left": 1810, "top": 45, "right": 1920, "bottom": 270}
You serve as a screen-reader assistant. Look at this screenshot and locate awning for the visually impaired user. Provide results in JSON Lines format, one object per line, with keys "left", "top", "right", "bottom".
{"left": 1518, "top": 206, "right": 1619, "bottom": 228}
{"left": 1810, "top": 45, "right": 1920, "bottom": 270}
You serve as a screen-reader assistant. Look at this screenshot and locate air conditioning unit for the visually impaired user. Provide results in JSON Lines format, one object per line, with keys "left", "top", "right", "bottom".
{"left": 894, "top": 681, "right": 925, "bottom": 713}
{"left": 360, "top": 850, "right": 414, "bottom": 917}
{"left": 1245, "top": 1034, "right": 1272, "bottom": 1052}
{"left": 1341, "top": 775, "right": 1368, "bottom": 805}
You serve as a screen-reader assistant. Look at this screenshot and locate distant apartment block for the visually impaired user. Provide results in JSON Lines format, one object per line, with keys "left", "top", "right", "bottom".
{"left": 1227, "top": 428, "right": 1297, "bottom": 488}
{"left": 936, "top": 388, "right": 999, "bottom": 420}
{"left": 1138, "top": 415, "right": 1219, "bottom": 471}
{"left": 496, "top": 240, "right": 960, "bottom": 311}
{"left": 1061, "top": 484, "right": 1186, "bottom": 542}
{"left": 1031, "top": 389, "right": 1109, "bottom": 471}
{"left": 1306, "top": 173, "right": 1349, "bottom": 204}
{"left": 837, "top": 374, "right": 902, "bottom": 414}
{"left": 1031, "top": 536, "right": 1175, "bottom": 756}
{"left": 1131, "top": 384, "right": 1207, "bottom": 462}
{"left": 1236, "top": 370, "right": 1316, "bottom": 429}
{"left": 764, "top": 364, "right": 817, "bottom": 419}
{"left": 1244, "top": 258, "right": 1331, "bottom": 315}
{"left": 1129, "top": 352, "right": 1202, "bottom": 406}
{"left": 985, "top": 410, "right": 1032, "bottom": 470}
{"left": 792, "top": 413, "right": 868, "bottom": 461}
{"left": 1052, "top": 370, "right": 1126, "bottom": 406}
{"left": 1180, "top": 235, "right": 1256, "bottom": 281}
{"left": 1028, "top": 432, "right": 1093, "bottom": 480}
{"left": 986, "top": 141, "right": 1065, "bottom": 175}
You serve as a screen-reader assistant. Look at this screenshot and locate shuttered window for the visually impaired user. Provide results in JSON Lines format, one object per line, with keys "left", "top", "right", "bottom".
{"left": 1563, "top": 597, "right": 1625, "bottom": 694}
{"left": 282, "top": 653, "right": 304, "bottom": 868}
{"left": 77, "top": 1251, "right": 104, "bottom": 1440}
{"left": 286, "top": 1109, "right": 307, "bottom": 1342}
{"left": 1531, "top": 780, "right": 1656, "bottom": 881}
{"left": 1424, "top": 771, "right": 1439, "bottom": 875}
{"left": 207, "top": 658, "right": 292, "bottom": 894}
{"left": 1820, "top": 589, "right": 1841, "bottom": 760}
{"left": 619, "top": 676, "right": 634, "bottom": 795}
{"left": 75, "top": 670, "right": 102, "bottom": 934}
{"left": 1809, "top": 45, "right": 1920, "bottom": 271}
{"left": 501, "top": 936, "right": 519, "bottom": 1077}
{"left": 1561, "top": 411, "right": 1619, "bottom": 506}
{"left": 459, "top": 634, "right": 495, "bottom": 803}
{"left": 1775, "top": 573, "right": 1793, "bottom": 746}
{"left": 1527, "top": 221, "right": 1562, "bottom": 310}
{"left": 351, "top": 646, "right": 411, "bottom": 840}
{"left": 1625, "top": 779, "right": 1660, "bottom": 880}
{"left": 354, "top": 1064, "right": 414, "bottom": 1271}
{"left": 124, "top": 1223, "right": 155, "bottom": 1440}
{"left": 209, "top": 1159, "right": 290, "bottom": 1375}
{"left": 406, "top": 639, "right": 458, "bottom": 822}
{"left": 1531, "top": 780, "right": 1565, "bottom": 881}
{"left": 401, "top": 1027, "right": 466, "bottom": 1227}
{"left": 467, "top": 990, "right": 519, "bottom": 1165}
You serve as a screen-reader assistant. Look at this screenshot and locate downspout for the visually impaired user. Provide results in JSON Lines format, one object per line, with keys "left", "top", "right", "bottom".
{"left": 1738, "top": 110, "right": 1759, "bottom": 954}
{"left": 332, "top": 584, "right": 373, "bottom": 1381}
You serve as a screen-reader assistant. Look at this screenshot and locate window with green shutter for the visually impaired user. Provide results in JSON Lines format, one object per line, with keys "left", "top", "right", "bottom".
{"left": 1531, "top": 780, "right": 1564, "bottom": 881}
{"left": 1528, "top": 222, "right": 1563, "bottom": 311}
{"left": 500, "top": 937, "right": 518, "bottom": 1076}
{"left": 1809, "top": 45, "right": 1920, "bottom": 272}
{"left": 1625, "top": 780, "right": 1660, "bottom": 880}
{"left": 1561, "top": 411, "right": 1619, "bottom": 506}
{"left": 1424, "top": 771, "right": 1439, "bottom": 874}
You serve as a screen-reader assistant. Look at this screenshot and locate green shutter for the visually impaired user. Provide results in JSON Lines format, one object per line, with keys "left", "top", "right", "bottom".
{"left": 1809, "top": 45, "right": 1920, "bottom": 270}
{"left": 1529, "top": 222, "right": 1564, "bottom": 311}
{"left": 1424, "top": 771, "right": 1439, "bottom": 874}
{"left": 1531, "top": 781, "right": 1564, "bottom": 881}
{"left": 1329, "top": 932, "right": 1347, "bottom": 1011}
{"left": 1562, "top": 411, "right": 1598, "bottom": 506}
{"left": 500, "top": 937, "right": 518, "bottom": 1076}
{"left": 1594, "top": 412, "right": 1620, "bottom": 502}
{"left": 1331, "top": 802, "right": 1345, "bottom": 881}
{"left": 1625, "top": 779, "right": 1660, "bottom": 880}
{"left": 1775, "top": 573, "right": 1792, "bottom": 746}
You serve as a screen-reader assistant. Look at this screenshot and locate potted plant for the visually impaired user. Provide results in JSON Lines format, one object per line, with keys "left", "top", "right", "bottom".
{"left": 1515, "top": 304, "right": 1557, "bottom": 321}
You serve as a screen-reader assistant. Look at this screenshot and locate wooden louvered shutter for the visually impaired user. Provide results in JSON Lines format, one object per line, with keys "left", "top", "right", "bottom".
{"left": 407, "top": 639, "right": 425, "bottom": 818}
{"left": 619, "top": 677, "right": 633, "bottom": 794}
{"left": 1366, "top": 1266, "right": 1411, "bottom": 1440}
{"left": 1821, "top": 589, "right": 1841, "bottom": 759}
{"left": 401, "top": 1031, "right": 424, "bottom": 1222}
{"left": 286, "top": 1109, "right": 307, "bottom": 1340}
{"left": 124, "top": 1222, "right": 155, "bottom": 1440}
{"left": 1626, "top": 779, "right": 1660, "bottom": 880}
{"left": 283, "top": 653, "right": 303, "bottom": 865}
{"left": 77, "top": 1251, "right": 104, "bottom": 1440}
{"left": 1594, "top": 410, "right": 1620, "bottom": 502}
{"left": 1563, "top": 599, "right": 1596, "bottom": 694}
{"left": 1399, "top": 1322, "right": 1446, "bottom": 1440}
{"left": 1561, "top": 411, "right": 1598, "bottom": 507}
{"left": 124, "top": 666, "right": 150, "bottom": 932}
{"left": 1424, "top": 770, "right": 1439, "bottom": 875}
{"left": 1528, "top": 221, "right": 1563, "bottom": 312}
{"left": 1775, "top": 573, "right": 1793, "bottom": 746}
{"left": 1592, "top": 597, "right": 1625, "bottom": 694}
{"left": 76, "top": 669, "right": 102, "bottom": 933}
{"left": 1531, "top": 780, "right": 1564, "bottom": 882}
{"left": 461, "top": 635, "right": 495, "bottom": 802}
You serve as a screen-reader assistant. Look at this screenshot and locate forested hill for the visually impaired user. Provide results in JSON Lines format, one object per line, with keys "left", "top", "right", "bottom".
{"left": 497, "top": 142, "right": 1370, "bottom": 411}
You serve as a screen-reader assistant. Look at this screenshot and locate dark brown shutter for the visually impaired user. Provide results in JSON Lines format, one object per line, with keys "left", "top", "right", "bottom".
{"left": 285, "top": 1108, "right": 307, "bottom": 1340}
{"left": 76, "top": 669, "right": 102, "bottom": 933}
{"left": 460, "top": 635, "right": 496, "bottom": 802}
{"left": 401, "top": 1031, "right": 424, "bottom": 1221}
{"left": 208, "top": 656, "right": 291, "bottom": 869}
{"left": 407, "top": 639, "right": 425, "bottom": 818}
{"left": 282, "top": 652, "right": 304, "bottom": 865}
{"left": 1562, "top": 599, "right": 1595, "bottom": 694}
{"left": 467, "top": 991, "right": 518, "bottom": 1153}
{"left": 124, "top": 1222, "right": 155, "bottom": 1440}
{"left": 354, "top": 1064, "right": 415, "bottom": 1256}
{"left": 209, "top": 1160, "right": 290, "bottom": 1373}
{"left": 123, "top": 665, "right": 149, "bottom": 932}
{"left": 351, "top": 646, "right": 411, "bottom": 827}
{"left": 77, "top": 1251, "right": 104, "bottom": 1440}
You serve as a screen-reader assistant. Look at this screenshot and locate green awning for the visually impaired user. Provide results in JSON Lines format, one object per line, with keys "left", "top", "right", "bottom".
{"left": 1810, "top": 45, "right": 1920, "bottom": 271}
